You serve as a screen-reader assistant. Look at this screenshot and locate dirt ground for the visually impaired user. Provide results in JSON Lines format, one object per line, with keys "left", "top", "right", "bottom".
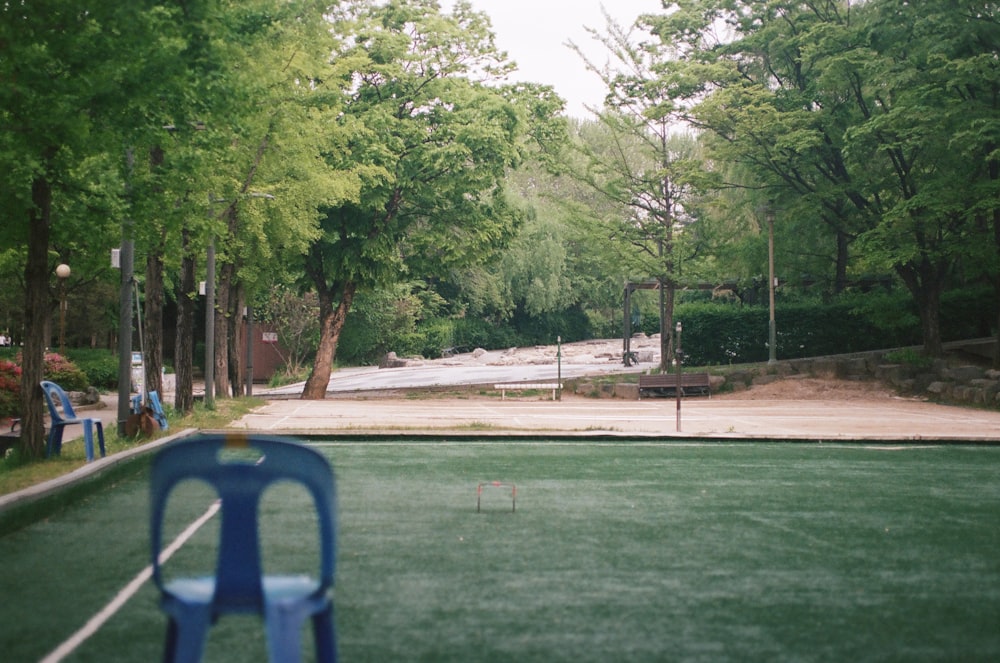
{"left": 718, "top": 376, "right": 901, "bottom": 401}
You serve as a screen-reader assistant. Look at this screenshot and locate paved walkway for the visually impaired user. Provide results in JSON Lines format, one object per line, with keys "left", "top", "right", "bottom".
{"left": 50, "top": 369, "right": 1000, "bottom": 444}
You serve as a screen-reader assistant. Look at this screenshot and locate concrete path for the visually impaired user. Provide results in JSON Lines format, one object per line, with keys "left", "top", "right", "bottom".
{"left": 56, "top": 363, "right": 1000, "bottom": 443}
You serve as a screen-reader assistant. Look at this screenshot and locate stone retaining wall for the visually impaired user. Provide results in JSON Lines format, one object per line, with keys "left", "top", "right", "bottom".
{"left": 568, "top": 348, "right": 1000, "bottom": 408}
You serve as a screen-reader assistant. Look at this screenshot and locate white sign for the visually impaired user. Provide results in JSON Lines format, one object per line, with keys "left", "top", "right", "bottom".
{"left": 262, "top": 332, "right": 278, "bottom": 343}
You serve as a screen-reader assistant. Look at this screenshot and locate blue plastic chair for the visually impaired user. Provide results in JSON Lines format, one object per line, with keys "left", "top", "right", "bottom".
{"left": 40, "top": 380, "right": 106, "bottom": 462}
{"left": 149, "top": 434, "right": 337, "bottom": 663}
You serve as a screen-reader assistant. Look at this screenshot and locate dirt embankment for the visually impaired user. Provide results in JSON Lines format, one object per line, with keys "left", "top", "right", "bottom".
{"left": 718, "top": 376, "right": 899, "bottom": 401}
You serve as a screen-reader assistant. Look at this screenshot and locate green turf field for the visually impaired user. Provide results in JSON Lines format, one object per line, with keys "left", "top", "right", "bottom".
{"left": 2, "top": 441, "right": 999, "bottom": 662}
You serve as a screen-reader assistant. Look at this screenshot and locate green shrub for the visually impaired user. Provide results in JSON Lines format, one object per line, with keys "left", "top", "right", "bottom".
{"left": 42, "top": 353, "right": 89, "bottom": 391}
{"left": 416, "top": 318, "right": 456, "bottom": 359}
{"left": 883, "top": 348, "right": 933, "bottom": 368}
{"left": 673, "top": 296, "right": 922, "bottom": 366}
{"left": 268, "top": 363, "right": 312, "bottom": 388}
{"left": 67, "top": 349, "right": 118, "bottom": 389}
{"left": 452, "top": 316, "right": 520, "bottom": 351}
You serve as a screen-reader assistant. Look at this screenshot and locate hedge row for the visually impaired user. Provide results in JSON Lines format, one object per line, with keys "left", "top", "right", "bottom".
{"left": 673, "top": 288, "right": 992, "bottom": 366}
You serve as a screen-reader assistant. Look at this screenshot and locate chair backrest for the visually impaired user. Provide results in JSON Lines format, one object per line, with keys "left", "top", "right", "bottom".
{"left": 150, "top": 434, "right": 336, "bottom": 611}
{"left": 40, "top": 380, "right": 77, "bottom": 422}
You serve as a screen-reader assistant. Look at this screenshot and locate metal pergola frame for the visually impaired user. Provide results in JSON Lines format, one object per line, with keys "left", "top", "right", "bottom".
{"left": 622, "top": 280, "right": 662, "bottom": 366}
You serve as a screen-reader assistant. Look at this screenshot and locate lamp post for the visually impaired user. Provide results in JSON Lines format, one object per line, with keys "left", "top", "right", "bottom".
{"left": 766, "top": 204, "right": 777, "bottom": 365}
{"left": 55, "top": 263, "right": 70, "bottom": 354}
{"left": 675, "top": 321, "right": 683, "bottom": 433}
{"left": 556, "top": 336, "right": 562, "bottom": 401}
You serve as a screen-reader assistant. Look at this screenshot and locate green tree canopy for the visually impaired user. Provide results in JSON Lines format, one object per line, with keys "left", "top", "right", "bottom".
{"left": 299, "top": 0, "right": 531, "bottom": 398}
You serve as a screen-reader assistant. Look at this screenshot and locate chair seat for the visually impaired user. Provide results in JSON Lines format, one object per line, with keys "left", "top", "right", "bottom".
{"left": 163, "top": 575, "right": 323, "bottom": 608}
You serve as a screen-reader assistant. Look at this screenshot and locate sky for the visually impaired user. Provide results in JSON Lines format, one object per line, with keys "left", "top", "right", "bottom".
{"left": 442, "top": 0, "right": 662, "bottom": 118}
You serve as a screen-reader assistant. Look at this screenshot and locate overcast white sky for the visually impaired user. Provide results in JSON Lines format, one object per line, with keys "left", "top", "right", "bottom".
{"left": 443, "top": 0, "right": 662, "bottom": 118}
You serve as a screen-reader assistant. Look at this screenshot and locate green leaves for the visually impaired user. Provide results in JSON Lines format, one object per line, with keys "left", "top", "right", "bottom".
{"left": 310, "top": 1, "right": 526, "bottom": 291}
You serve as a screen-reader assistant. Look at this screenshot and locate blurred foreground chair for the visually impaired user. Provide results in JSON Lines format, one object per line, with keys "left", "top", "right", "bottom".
{"left": 40, "top": 380, "right": 106, "bottom": 462}
{"left": 150, "top": 434, "right": 337, "bottom": 663}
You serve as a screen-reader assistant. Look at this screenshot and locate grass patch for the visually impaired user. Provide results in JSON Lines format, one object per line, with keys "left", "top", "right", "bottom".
{"left": 884, "top": 347, "right": 934, "bottom": 369}
{"left": 331, "top": 442, "right": 1000, "bottom": 661}
{"left": 5, "top": 442, "right": 997, "bottom": 662}
{"left": 455, "top": 421, "right": 498, "bottom": 430}
{"left": 0, "top": 397, "right": 262, "bottom": 497}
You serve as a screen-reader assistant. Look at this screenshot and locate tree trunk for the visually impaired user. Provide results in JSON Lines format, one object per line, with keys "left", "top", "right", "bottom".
{"left": 834, "top": 229, "right": 849, "bottom": 294}
{"left": 989, "top": 158, "right": 1000, "bottom": 369}
{"left": 143, "top": 145, "right": 166, "bottom": 398}
{"left": 658, "top": 278, "right": 676, "bottom": 373}
{"left": 897, "top": 260, "right": 945, "bottom": 357}
{"left": 18, "top": 174, "right": 53, "bottom": 459}
{"left": 173, "top": 228, "right": 195, "bottom": 414}
{"left": 917, "top": 289, "right": 943, "bottom": 357}
{"left": 214, "top": 260, "right": 232, "bottom": 399}
{"left": 228, "top": 281, "right": 246, "bottom": 397}
{"left": 144, "top": 247, "right": 165, "bottom": 397}
{"left": 301, "top": 282, "right": 356, "bottom": 400}
{"left": 212, "top": 137, "right": 269, "bottom": 397}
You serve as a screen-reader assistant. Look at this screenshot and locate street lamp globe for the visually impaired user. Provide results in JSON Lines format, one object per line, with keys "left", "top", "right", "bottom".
{"left": 56, "top": 263, "right": 71, "bottom": 353}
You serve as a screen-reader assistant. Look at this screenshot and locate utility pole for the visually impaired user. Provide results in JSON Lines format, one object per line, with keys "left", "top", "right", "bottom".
{"left": 767, "top": 204, "right": 777, "bottom": 365}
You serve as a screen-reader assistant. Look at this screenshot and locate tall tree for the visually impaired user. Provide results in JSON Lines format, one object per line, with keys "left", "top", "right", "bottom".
{"left": 299, "top": 0, "right": 526, "bottom": 399}
{"left": 0, "top": 2, "right": 175, "bottom": 456}
{"left": 135, "top": 0, "right": 335, "bottom": 405}
{"left": 203, "top": 0, "right": 343, "bottom": 398}
{"left": 567, "top": 11, "right": 703, "bottom": 370}
{"left": 642, "top": 0, "right": 1000, "bottom": 357}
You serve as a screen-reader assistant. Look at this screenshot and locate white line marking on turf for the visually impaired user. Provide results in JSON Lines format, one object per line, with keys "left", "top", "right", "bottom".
{"left": 40, "top": 500, "right": 221, "bottom": 663}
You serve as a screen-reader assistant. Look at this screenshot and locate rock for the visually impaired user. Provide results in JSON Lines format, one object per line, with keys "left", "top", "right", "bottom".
{"left": 809, "top": 358, "right": 840, "bottom": 378}
{"left": 842, "top": 357, "right": 869, "bottom": 377}
{"left": 379, "top": 352, "right": 408, "bottom": 369}
{"left": 876, "top": 364, "right": 915, "bottom": 387}
{"left": 616, "top": 383, "right": 639, "bottom": 400}
{"left": 83, "top": 386, "right": 101, "bottom": 405}
{"left": 69, "top": 388, "right": 101, "bottom": 406}
{"left": 970, "top": 379, "right": 1000, "bottom": 399}
{"left": 944, "top": 366, "right": 986, "bottom": 382}
{"left": 926, "top": 381, "right": 952, "bottom": 396}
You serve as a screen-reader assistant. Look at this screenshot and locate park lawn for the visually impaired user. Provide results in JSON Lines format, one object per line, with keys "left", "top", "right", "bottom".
{"left": 1, "top": 440, "right": 998, "bottom": 662}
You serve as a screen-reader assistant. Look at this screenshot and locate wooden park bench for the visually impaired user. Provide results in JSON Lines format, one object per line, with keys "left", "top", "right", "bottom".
{"left": 494, "top": 382, "right": 562, "bottom": 400}
{"left": 638, "top": 372, "right": 711, "bottom": 399}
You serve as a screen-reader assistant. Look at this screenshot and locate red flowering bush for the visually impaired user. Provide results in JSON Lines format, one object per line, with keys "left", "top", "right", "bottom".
{"left": 0, "top": 359, "right": 21, "bottom": 419}
{"left": 42, "top": 353, "right": 89, "bottom": 391}
{"left": 0, "top": 353, "right": 89, "bottom": 419}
